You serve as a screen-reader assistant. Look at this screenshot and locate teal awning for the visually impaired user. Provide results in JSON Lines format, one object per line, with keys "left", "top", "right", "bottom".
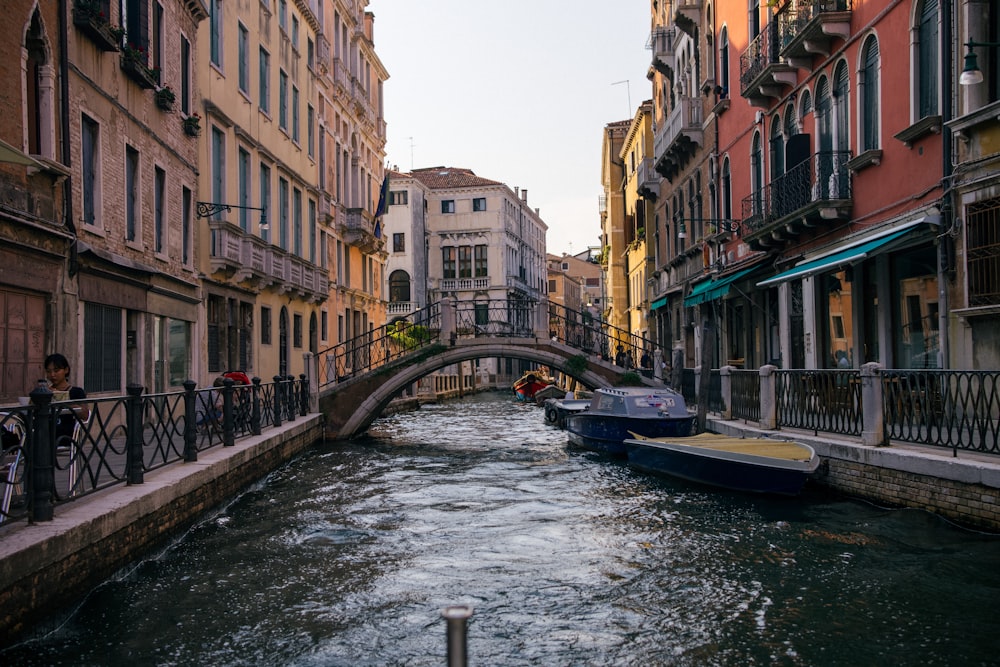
{"left": 650, "top": 296, "right": 668, "bottom": 310}
{"left": 684, "top": 266, "right": 759, "bottom": 307}
{"left": 756, "top": 226, "right": 918, "bottom": 288}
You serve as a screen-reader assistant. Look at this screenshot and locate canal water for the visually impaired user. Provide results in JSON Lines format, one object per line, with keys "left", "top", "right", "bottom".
{"left": 4, "top": 391, "right": 1000, "bottom": 666}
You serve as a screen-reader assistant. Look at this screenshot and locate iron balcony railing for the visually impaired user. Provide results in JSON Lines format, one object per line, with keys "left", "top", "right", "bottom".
{"left": 739, "top": 21, "right": 782, "bottom": 96}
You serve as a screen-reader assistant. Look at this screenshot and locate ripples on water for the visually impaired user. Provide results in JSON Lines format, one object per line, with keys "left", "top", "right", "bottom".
{"left": 5, "top": 391, "right": 1000, "bottom": 666}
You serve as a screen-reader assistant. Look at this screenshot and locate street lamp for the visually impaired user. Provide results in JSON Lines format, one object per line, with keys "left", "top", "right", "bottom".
{"left": 678, "top": 218, "right": 741, "bottom": 236}
{"left": 959, "top": 40, "right": 1000, "bottom": 86}
{"left": 195, "top": 201, "right": 268, "bottom": 229}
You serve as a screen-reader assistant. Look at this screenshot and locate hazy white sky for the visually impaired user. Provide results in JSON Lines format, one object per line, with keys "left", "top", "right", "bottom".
{"left": 368, "top": 0, "right": 652, "bottom": 257}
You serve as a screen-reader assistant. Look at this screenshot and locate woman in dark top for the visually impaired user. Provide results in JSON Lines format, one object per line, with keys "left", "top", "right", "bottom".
{"left": 43, "top": 353, "right": 89, "bottom": 445}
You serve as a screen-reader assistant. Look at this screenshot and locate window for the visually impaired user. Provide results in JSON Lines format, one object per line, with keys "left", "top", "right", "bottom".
{"left": 389, "top": 270, "right": 411, "bottom": 302}
{"left": 210, "top": 0, "right": 222, "bottom": 67}
{"left": 259, "top": 162, "right": 271, "bottom": 242}
{"left": 393, "top": 233, "right": 405, "bottom": 252}
{"left": 182, "top": 186, "right": 191, "bottom": 264}
{"left": 291, "top": 15, "right": 299, "bottom": 49}
{"left": 238, "top": 23, "right": 249, "bottom": 93}
{"left": 259, "top": 48, "right": 270, "bottom": 113}
{"left": 548, "top": 279, "right": 557, "bottom": 293}
{"left": 292, "top": 85, "right": 300, "bottom": 142}
{"left": 321, "top": 310, "right": 327, "bottom": 341}
{"left": 211, "top": 127, "right": 225, "bottom": 216}
{"left": 917, "top": 0, "right": 938, "bottom": 118}
{"left": 390, "top": 190, "right": 408, "bottom": 205}
{"left": 181, "top": 36, "right": 191, "bottom": 115}
{"left": 860, "top": 35, "right": 880, "bottom": 152}
{"left": 441, "top": 199, "right": 455, "bottom": 214}
{"left": 278, "top": 176, "right": 289, "bottom": 250}
{"left": 293, "top": 313, "right": 303, "bottom": 348}
{"left": 309, "top": 198, "right": 317, "bottom": 262}
{"left": 279, "top": 70, "right": 288, "bottom": 130}
{"left": 81, "top": 114, "right": 99, "bottom": 227}
{"left": 719, "top": 26, "right": 730, "bottom": 97}
{"left": 84, "top": 303, "right": 122, "bottom": 393}
{"left": 307, "top": 38, "right": 314, "bottom": 69}
{"left": 261, "top": 305, "right": 272, "bottom": 344}
{"left": 238, "top": 147, "right": 251, "bottom": 231}
{"left": 721, "top": 157, "right": 732, "bottom": 221}
{"left": 154, "top": 166, "right": 165, "bottom": 253}
{"left": 278, "top": 0, "right": 287, "bottom": 32}
{"left": 293, "top": 187, "right": 302, "bottom": 256}
{"left": 307, "top": 104, "right": 314, "bottom": 158}
{"left": 967, "top": 197, "right": 1000, "bottom": 307}
{"left": 473, "top": 197, "right": 486, "bottom": 212}
{"left": 125, "top": 145, "right": 139, "bottom": 242}
{"left": 442, "top": 246, "right": 456, "bottom": 279}
{"left": 458, "top": 246, "right": 472, "bottom": 278}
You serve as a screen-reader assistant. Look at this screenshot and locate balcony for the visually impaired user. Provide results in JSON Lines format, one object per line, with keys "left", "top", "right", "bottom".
{"left": 653, "top": 95, "right": 704, "bottom": 181}
{"left": 208, "top": 221, "right": 328, "bottom": 301}
{"left": 338, "top": 207, "right": 383, "bottom": 254}
{"left": 740, "top": 150, "right": 853, "bottom": 251}
{"left": 636, "top": 157, "right": 660, "bottom": 199}
{"left": 388, "top": 301, "right": 419, "bottom": 317}
{"left": 740, "top": 22, "right": 797, "bottom": 107}
{"left": 440, "top": 277, "right": 491, "bottom": 291}
{"left": 648, "top": 26, "right": 677, "bottom": 77}
{"left": 778, "top": 0, "right": 852, "bottom": 70}
{"left": 673, "top": 0, "right": 702, "bottom": 37}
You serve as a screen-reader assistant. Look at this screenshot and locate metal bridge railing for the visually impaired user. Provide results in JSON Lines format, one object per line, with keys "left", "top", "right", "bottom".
{"left": 1, "top": 375, "right": 307, "bottom": 528}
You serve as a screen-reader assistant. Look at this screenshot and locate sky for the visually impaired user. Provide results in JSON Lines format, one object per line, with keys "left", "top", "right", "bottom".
{"left": 367, "top": 0, "right": 652, "bottom": 258}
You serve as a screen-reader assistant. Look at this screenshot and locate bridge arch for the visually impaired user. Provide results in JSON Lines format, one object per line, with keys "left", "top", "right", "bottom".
{"left": 320, "top": 339, "right": 636, "bottom": 439}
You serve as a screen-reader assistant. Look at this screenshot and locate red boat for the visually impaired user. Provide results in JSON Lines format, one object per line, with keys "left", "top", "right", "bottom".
{"left": 512, "top": 371, "right": 552, "bottom": 402}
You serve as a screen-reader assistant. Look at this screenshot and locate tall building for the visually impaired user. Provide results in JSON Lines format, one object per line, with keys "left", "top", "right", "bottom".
{"left": 599, "top": 119, "right": 631, "bottom": 351}
{"left": 0, "top": 0, "right": 209, "bottom": 401}
{"left": 382, "top": 169, "right": 430, "bottom": 319}
{"left": 320, "top": 3, "right": 389, "bottom": 352}
{"left": 621, "top": 100, "right": 656, "bottom": 344}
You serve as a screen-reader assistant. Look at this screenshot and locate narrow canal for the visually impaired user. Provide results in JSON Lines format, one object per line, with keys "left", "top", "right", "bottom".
{"left": 5, "top": 391, "right": 1000, "bottom": 666}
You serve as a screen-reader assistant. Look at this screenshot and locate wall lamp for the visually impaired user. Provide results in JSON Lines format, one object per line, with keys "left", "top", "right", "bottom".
{"left": 677, "top": 218, "right": 740, "bottom": 237}
{"left": 960, "top": 40, "right": 1000, "bottom": 86}
{"left": 196, "top": 201, "right": 268, "bottom": 229}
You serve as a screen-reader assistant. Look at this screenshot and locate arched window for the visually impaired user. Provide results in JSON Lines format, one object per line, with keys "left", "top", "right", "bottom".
{"left": 833, "top": 60, "right": 850, "bottom": 154}
{"left": 769, "top": 115, "right": 784, "bottom": 181}
{"left": 721, "top": 157, "right": 732, "bottom": 222}
{"left": 24, "top": 10, "right": 55, "bottom": 159}
{"left": 860, "top": 34, "right": 880, "bottom": 151}
{"left": 917, "top": 0, "right": 938, "bottom": 118}
{"left": 389, "top": 270, "right": 411, "bottom": 303}
{"left": 309, "top": 312, "right": 318, "bottom": 354}
{"left": 719, "top": 26, "right": 730, "bottom": 97}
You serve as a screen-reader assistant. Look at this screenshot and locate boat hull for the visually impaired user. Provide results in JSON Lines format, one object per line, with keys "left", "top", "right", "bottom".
{"left": 624, "top": 437, "right": 819, "bottom": 496}
{"left": 543, "top": 398, "right": 591, "bottom": 429}
{"left": 565, "top": 413, "right": 696, "bottom": 457}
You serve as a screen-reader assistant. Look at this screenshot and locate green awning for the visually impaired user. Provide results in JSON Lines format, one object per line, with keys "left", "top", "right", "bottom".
{"left": 756, "top": 226, "right": 919, "bottom": 287}
{"left": 650, "top": 296, "right": 668, "bottom": 310}
{"left": 684, "top": 266, "right": 759, "bottom": 307}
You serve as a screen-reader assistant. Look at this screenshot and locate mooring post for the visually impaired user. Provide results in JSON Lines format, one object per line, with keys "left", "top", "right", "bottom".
{"left": 442, "top": 604, "right": 473, "bottom": 667}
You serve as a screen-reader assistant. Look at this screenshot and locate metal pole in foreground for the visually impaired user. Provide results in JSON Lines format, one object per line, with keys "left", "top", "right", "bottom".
{"left": 442, "top": 604, "right": 473, "bottom": 667}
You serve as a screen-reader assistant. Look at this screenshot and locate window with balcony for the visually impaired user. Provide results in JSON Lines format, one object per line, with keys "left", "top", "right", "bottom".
{"left": 259, "top": 163, "right": 271, "bottom": 242}
{"left": 211, "top": 126, "right": 225, "bottom": 217}
{"left": 459, "top": 246, "right": 472, "bottom": 278}
{"left": 389, "top": 270, "right": 411, "bottom": 303}
{"left": 442, "top": 246, "right": 456, "bottom": 279}
{"left": 308, "top": 199, "right": 316, "bottom": 263}
{"left": 293, "top": 187, "right": 302, "bottom": 256}
{"left": 475, "top": 244, "right": 488, "bottom": 277}
{"left": 238, "top": 147, "right": 250, "bottom": 231}
{"left": 278, "top": 176, "right": 289, "bottom": 250}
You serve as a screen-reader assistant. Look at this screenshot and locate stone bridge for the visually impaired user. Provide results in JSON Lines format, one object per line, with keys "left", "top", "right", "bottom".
{"left": 318, "top": 337, "right": 656, "bottom": 439}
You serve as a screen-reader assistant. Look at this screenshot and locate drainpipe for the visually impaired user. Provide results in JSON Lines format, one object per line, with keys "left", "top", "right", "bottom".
{"left": 59, "top": 0, "right": 77, "bottom": 275}
{"left": 938, "top": 0, "right": 952, "bottom": 368}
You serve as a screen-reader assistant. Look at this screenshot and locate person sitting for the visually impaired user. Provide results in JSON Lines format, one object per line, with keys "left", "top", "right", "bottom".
{"left": 196, "top": 377, "right": 227, "bottom": 433}
{"left": 43, "top": 353, "right": 89, "bottom": 449}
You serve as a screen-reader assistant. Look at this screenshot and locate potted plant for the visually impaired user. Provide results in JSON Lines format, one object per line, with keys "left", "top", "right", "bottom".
{"left": 73, "top": 0, "right": 120, "bottom": 52}
{"left": 182, "top": 113, "right": 201, "bottom": 137}
{"left": 155, "top": 86, "right": 175, "bottom": 111}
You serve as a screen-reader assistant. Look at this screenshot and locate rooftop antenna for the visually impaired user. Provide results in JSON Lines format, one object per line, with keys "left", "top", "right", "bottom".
{"left": 611, "top": 80, "right": 632, "bottom": 117}
{"left": 407, "top": 136, "right": 415, "bottom": 171}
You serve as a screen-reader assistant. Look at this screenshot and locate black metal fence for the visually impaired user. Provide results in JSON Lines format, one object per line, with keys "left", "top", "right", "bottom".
{"left": 1, "top": 375, "right": 308, "bottom": 528}
{"left": 730, "top": 370, "right": 761, "bottom": 422}
{"left": 775, "top": 369, "right": 863, "bottom": 436}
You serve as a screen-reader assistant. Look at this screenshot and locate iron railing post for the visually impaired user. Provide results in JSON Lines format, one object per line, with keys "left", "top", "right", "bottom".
{"left": 183, "top": 380, "right": 198, "bottom": 461}
{"left": 299, "top": 373, "right": 308, "bottom": 416}
{"left": 285, "top": 375, "right": 297, "bottom": 422}
{"left": 28, "top": 384, "right": 54, "bottom": 522}
{"left": 222, "top": 378, "right": 235, "bottom": 447}
{"left": 442, "top": 605, "right": 473, "bottom": 667}
{"left": 272, "top": 376, "right": 283, "bottom": 427}
{"left": 125, "top": 383, "right": 145, "bottom": 485}
{"left": 251, "top": 376, "right": 262, "bottom": 435}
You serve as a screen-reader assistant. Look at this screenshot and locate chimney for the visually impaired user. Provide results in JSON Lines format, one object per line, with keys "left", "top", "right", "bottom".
{"left": 521, "top": 189, "right": 528, "bottom": 203}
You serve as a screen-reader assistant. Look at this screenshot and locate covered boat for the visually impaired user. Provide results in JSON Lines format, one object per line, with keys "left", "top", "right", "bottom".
{"left": 543, "top": 396, "right": 591, "bottom": 429}
{"left": 624, "top": 432, "right": 820, "bottom": 496}
{"left": 564, "top": 386, "right": 695, "bottom": 456}
{"left": 512, "top": 371, "right": 553, "bottom": 402}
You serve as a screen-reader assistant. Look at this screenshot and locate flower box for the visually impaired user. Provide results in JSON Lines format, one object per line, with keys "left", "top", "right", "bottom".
{"left": 183, "top": 114, "right": 201, "bottom": 137}
{"left": 73, "top": 8, "right": 121, "bottom": 52}
{"left": 155, "top": 86, "right": 175, "bottom": 111}
{"left": 121, "top": 49, "right": 158, "bottom": 89}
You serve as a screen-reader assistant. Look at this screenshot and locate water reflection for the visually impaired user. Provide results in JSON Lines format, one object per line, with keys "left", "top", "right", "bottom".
{"left": 4, "top": 391, "right": 1000, "bottom": 666}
